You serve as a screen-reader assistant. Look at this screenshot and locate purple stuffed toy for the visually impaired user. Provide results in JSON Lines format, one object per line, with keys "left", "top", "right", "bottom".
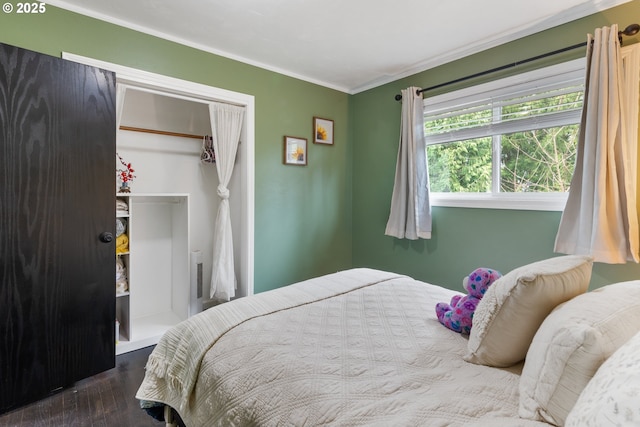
{"left": 435, "top": 267, "right": 502, "bottom": 334}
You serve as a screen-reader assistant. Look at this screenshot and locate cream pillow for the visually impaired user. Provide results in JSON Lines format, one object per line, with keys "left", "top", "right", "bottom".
{"left": 464, "top": 255, "right": 592, "bottom": 367}
{"left": 519, "top": 281, "right": 640, "bottom": 426}
{"left": 565, "top": 329, "right": 640, "bottom": 427}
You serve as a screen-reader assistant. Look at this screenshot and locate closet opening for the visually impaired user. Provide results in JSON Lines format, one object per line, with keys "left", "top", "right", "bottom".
{"left": 63, "top": 52, "right": 255, "bottom": 353}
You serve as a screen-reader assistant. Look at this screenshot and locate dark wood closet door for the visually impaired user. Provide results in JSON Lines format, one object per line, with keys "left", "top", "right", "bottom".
{"left": 0, "top": 43, "right": 116, "bottom": 413}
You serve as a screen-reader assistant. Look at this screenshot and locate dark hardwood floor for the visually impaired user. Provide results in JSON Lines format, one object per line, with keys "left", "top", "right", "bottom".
{"left": 0, "top": 346, "right": 164, "bottom": 427}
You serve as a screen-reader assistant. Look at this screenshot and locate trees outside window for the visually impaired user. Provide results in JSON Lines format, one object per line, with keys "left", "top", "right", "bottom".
{"left": 423, "top": 59, "right": 585, "bottom": 209}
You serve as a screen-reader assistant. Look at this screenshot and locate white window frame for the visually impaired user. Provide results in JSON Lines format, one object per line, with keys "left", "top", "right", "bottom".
{"left": 424, "top": 58, "right": 586, "bottom": 211}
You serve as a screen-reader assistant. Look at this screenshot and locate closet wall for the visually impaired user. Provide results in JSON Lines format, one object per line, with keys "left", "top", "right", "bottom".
{"left": 117, "top": 88, "right": 249, "bottom": 303}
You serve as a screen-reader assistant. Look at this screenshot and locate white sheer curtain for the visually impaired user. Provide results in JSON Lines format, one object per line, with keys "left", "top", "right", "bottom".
{"left": 554, "top": 25, "right": 640, "bottom": 264}
{"left": 209, "top": 102, "right": 245, "bottom": 300}
{"left": 385, "top": 86, "right": 432, "bottom": 239}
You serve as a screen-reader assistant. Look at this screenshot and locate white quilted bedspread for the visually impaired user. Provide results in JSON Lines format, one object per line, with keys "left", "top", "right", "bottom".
{"left": 137, "top": 268, "right": 550, "bottom": 427}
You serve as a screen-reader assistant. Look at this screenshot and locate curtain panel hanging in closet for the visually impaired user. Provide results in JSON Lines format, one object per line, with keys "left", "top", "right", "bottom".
{"left": 209, "top": 102, "right": 245, "bottom": 300}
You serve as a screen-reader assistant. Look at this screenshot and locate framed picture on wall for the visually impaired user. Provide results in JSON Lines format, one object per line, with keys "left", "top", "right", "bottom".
{"left": 313, "top": 117, "right": 334, "bottom": 145}
{"left": 283, "top": 136, "right": 308, "bottom": 166}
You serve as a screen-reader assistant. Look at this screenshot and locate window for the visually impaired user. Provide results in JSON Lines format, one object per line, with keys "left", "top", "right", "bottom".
{"left": 424, "top": 59, "right": 586, "bottom": 210}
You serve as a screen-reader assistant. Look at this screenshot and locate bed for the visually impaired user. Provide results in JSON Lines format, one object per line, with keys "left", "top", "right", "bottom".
{"left": 136, "top": 261, "right": 640, "bottom": 427}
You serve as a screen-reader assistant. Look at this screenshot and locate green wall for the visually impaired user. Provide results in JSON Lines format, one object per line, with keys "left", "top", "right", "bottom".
{"left": 0, "top": 6, "right": 352, "bottom": 293}
{"left": 351, "top": 0, "right": 640, "bottom": 290}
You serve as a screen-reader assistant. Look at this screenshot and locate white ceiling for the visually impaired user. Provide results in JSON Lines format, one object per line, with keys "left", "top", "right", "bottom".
{"left": 48, "top": 0, "right": 632, "bottom": 94}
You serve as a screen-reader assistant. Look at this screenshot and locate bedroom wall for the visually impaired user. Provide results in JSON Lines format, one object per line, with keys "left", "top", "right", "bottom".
{"left": 4, "top": 3, "right": 640, "bottom": 296}
{"left": 351, "top": 0, "right": 640, "bottom": 290}
{"left": 0, "top": 5, "right": 352, "bottom": 294}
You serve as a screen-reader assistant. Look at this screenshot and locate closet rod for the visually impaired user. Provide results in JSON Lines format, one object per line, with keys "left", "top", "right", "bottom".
{"left": 119, "top": 125, "right": 207, "bottom": 140}
{"left": 394, "top": 22, "right": 640, "bottom": 101}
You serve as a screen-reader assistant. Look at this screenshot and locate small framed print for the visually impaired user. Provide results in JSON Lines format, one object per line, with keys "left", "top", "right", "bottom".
{"left": 313, "top": 117, "right": 334, "bottom": 145}
{"left": 283, "top": 136, "right": 307, "bottom": 166}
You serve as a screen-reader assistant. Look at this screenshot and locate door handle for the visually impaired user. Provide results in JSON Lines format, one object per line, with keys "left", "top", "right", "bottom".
{"left": 99, "top": 232, "right": 114, "bottom": 243}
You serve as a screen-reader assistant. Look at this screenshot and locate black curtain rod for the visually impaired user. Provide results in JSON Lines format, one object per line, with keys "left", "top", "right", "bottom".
{"left": 394, "top": 23, "right": 640, "bottom": 101}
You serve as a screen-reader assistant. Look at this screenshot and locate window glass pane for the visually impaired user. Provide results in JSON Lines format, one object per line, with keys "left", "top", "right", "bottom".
{"left": 427, "top": 138, "right": 492, "bottom": 192}
{"left": 500, "top": 125, "right": 579, "bottom": 192}
{"left": 425, "top": 106, "right": 492, "bottom": 136}
{"left": 501, "top": 90, "right": 583, "bottom": 123}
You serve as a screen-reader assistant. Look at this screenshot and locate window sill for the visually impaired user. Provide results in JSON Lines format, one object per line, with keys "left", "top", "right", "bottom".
{"left": 429, "top": 192, "right": 568, "bottom": 211}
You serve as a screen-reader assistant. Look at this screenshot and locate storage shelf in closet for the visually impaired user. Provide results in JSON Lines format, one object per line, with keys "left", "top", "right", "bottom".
{"left": 114, "top": 193, "right": 190, "bottom": 356}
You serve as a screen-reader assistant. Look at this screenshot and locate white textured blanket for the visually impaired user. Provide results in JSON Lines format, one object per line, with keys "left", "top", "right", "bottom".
{"left": 137, "top": 268, "right": 551, "bottom": 426}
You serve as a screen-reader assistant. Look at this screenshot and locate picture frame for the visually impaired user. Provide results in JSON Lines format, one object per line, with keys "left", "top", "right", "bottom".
{"left": 283, "top": 136, "right": 308, "bottom": 166}
{"left": 313, "top": 117, "right": 334, "bottom": 145}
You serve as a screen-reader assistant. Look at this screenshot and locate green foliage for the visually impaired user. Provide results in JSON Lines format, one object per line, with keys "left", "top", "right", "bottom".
{"left": 427, "top": 139, "right": 492, "bottom": 192}
{"left": 425, "top": 90, "right": 581, "bottom": 193}
{"left": 500, "top": 126, "right": 578, "bottom": 192}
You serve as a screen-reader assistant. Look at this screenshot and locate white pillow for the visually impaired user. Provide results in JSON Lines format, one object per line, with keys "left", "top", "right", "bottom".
{"left": 464, "top": 255, "right": 592, "bottom": 368}
{"left": 565, "top": 329, "right": 640, "bottom": 427}
{"left": 519, "top": 280, "right": 640, "bottom": 426}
